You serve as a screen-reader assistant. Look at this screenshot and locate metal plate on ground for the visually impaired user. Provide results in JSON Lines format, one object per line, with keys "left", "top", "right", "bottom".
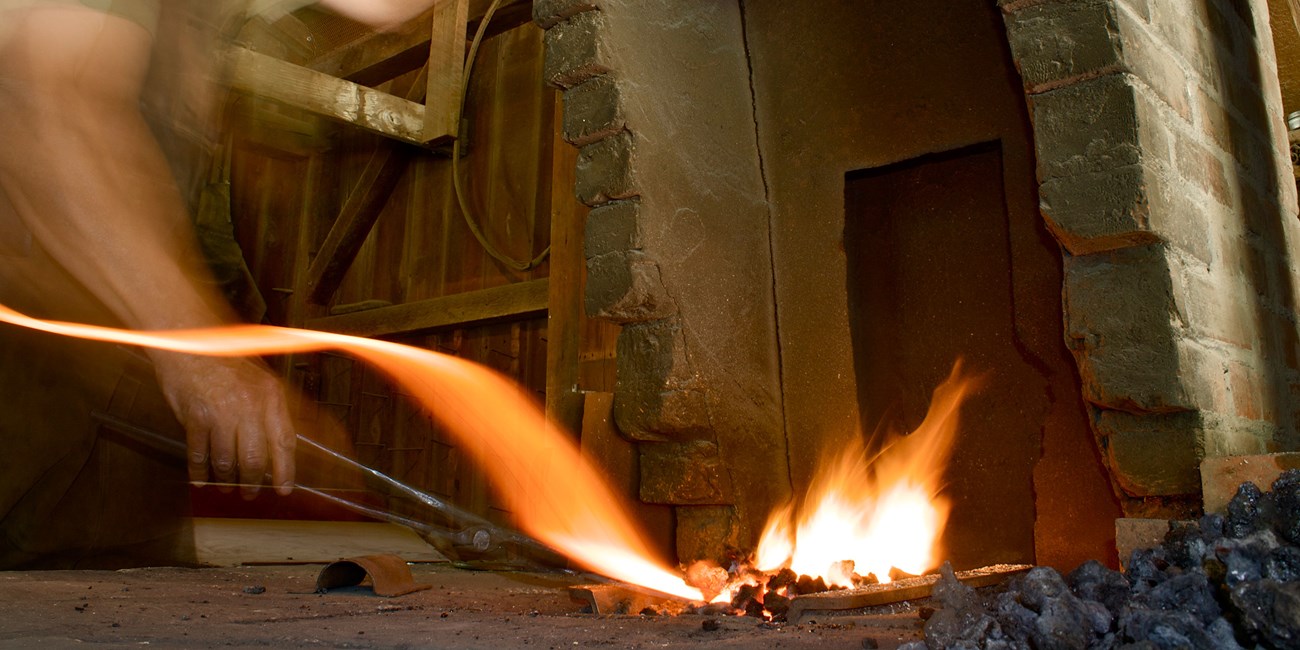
{"left": 316, "top": 553, "right": 433, "bottom": 597}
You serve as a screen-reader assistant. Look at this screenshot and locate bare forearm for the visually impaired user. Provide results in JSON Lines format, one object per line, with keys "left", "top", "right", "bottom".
{"left": 316, "top": 0, "right": 441, "bottom": 27}
{"left": 0, "top": 7, "right": 296, "bottom": 495}
{"left": 0, "top": 96, "right": 227, "bottom": 332}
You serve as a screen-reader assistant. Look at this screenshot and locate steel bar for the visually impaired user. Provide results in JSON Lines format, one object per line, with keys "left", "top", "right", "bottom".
{"left": 91, "top": 411, "right": 551, "bottom": 559}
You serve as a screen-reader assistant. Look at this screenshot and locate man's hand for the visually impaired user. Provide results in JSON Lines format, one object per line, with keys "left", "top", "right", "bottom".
{"left": 316, "top": 0, "right": 443, "bottom": 29}
{"left": 154, "top": 354, "right": 296, "bottom": 498}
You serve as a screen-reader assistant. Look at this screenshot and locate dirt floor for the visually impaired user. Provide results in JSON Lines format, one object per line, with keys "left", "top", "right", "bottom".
{"left": 0, "top": 563, "right": 925, "bottom": 649}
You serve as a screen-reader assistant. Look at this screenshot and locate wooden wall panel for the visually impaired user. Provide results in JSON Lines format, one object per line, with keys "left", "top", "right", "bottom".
{"left": 227, "top": 20, "right": 586, "bottom": 531}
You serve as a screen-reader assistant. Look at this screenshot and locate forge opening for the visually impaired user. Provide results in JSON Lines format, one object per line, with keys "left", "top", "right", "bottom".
{"left": 844, "top": 141, "right": 1120, "bottom": 571}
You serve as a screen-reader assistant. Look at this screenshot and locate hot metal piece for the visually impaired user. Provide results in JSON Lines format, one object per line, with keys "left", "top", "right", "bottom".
{"left": 785, "top": 564, "right": 1032, "bottom": 624}
{"left": 316, "top": 554, "right": 432, "bottom": 597}
{"left": 569, "top": 583, "right": 691, "bottom": 615}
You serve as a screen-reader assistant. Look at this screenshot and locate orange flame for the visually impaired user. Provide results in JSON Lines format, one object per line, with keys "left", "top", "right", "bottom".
{"left": 753, "top": 362, "right": 978, "bottom": 586}
{"left": 0, "top": 303, "right": 702, "bottom": 601}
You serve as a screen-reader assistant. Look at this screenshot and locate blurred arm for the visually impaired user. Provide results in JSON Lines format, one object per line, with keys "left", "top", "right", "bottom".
{"left": 0, "top": 6, "right": 295, "bottom": 497}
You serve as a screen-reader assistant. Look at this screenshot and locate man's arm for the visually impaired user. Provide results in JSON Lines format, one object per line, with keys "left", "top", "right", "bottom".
{"left": 0, "top": 6, "right": 295, "bottom": 497}
{"left": 316, "top": 0, "right": 444, "bottom": 28}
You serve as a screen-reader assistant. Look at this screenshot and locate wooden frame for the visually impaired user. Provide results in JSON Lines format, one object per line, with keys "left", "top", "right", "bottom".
{"left": 226, "top": 0, "right": 532, "bottom": 148}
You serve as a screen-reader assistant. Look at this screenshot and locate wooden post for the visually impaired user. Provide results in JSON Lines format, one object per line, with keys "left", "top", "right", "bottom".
{"left": 423, "top": 0, "right": 470, "bottom": 145}
{"left": 543, "top": 89, "right": 586, "bottom": 438}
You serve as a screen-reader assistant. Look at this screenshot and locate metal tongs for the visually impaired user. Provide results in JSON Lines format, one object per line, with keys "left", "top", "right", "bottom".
{"left": 91, "top": 411, "right": 558, "bottom": 565}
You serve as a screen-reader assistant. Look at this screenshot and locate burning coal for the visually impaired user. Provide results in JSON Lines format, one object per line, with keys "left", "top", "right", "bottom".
{"left": 757, "top": 362, "right": 975, "bottom": 585}
{"left": 686, "top": 363, "right": 982, "bottom": 618}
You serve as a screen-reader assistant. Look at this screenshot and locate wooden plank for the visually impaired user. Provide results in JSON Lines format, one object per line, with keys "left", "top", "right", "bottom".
{"left": 423, "top": 0, "right": 470, "bottom": 144}
{"left": 785, "top": 564, "right": 1032, "bottom": 624}
{"left": 307, "top": 0, "right": 534, "bottom": 85}
{"left": 189, "top": 517, "right": 447, "bottom": 566}
{"left": 306, "top": 278, "right": 549, "bottom": 337}
{"left": 579, "top": 393, "right": 676, "bottom": 559}
{"left": 1272, "top": 0, "right": 1300, "bottom": 113}
{"left": 544, "top": 88, "right": 585, "bottom": 436}
{"left": 227, "top": 47, "right": 426, "bottom": 146}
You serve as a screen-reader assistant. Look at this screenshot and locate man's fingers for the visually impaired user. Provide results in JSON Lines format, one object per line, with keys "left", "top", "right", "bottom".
{"left": 238, "top": 421, "right": 268, "bottom": 501}
{"left": 266, "top": 401, "right": 296, "bottom": 497}
{"left": 209, "top": 416, "right": 237, "bottom": 487}
{"left": 185, "top": 419, "right": 211, "bottom": 484}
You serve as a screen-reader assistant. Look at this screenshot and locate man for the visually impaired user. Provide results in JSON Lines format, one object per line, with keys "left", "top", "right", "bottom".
{"left": 0, "top": 0, "right": 439, "bottom": 565}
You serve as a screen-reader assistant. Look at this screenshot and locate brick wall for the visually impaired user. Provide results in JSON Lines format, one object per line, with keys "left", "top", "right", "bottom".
{"left": 1003, "top": 0, "right": 1300, "bottom": 512}
{"left": 536, "top": 0, "right": 1300, "bottom": 560}
{"left": 536, "top": 0, "right": 790, "bottom": 560}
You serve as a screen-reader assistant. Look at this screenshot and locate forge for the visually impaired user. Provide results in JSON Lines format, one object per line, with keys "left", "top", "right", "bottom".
{"left": 6, "top": 0, "right": 1300, "bottom": 647}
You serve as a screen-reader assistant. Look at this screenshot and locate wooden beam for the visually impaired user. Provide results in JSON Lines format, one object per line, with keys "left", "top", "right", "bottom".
{"left": 304, "top": 143, "right": 408, "bottom": 304}
{"left": 227, "top": 46, "right": 426, "bottom": 146}
{"left": 307, "top": 0, "right": 534, "bottom": 85}
{"left": 302, "top": 69, "right": 427, "bottom": 306}
{"left": 306, "top": 279, "right": 550, "bottom": 337}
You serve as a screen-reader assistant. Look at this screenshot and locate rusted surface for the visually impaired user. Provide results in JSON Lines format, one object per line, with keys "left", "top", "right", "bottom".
{"left": 786, "top": 564, "right": 1032, "bottom": 624}
{"left": 315, "top": 554, "right": 432, "bottom": 597}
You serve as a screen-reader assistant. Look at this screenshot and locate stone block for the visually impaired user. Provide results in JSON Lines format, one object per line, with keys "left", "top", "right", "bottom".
{"left": 675, "top": 505, "right": 740, "bottom": 564}
{"left": 532, "top": 0, "right": 598, "bottom": 30}
{"left": 1005, "top": 0, "right": 1191, "bottom": 122}
{"left": 1173, "top": 131, "right": 1232, "bottom": 206}
{"left": 584, "top": 199, "right": 641, "bottom": 258}
{"left": 585, "top": 249, "right": 676, "bottom": 323}
{"left": 1198, "top": 409, "right": 1275, "bottom": 458}
{"left": 1223, "top": 65, "right": 1270, "bottom": 135}
{"left": 562, "top": 75, "right": 625, "bottom": 147}
{"left": 639, "top": 441, "right": 731, "bottom": 505}
{"left": 575, "top": 131, "right": 638, "bottom": 206}
{"left": 613, "top": 319, "right": 712, "bottom": 441}
{"left": 1114, "top": 7, "right": 1193, "bottom": 121}
{"left": 1003, "top": 0, "right": 1123, "bottom": 91}
{"left": 542, "top": 10, "right": 612, "bottom": 89}
{"left": 1039, "top": 163, "right": 1165, "bottom": 256}
{"left": 1194, "top": 88, "right": 1233, "bottom": 154}
{"left": 1174, "top": 338, "right": 1233, "bottom": 414}
{"left": 1154, "top": 184, "right": 1216, "bottom": 266}
{"left": 1115, "top": 0, "right": 1152, "bottom": 22}
{"left": 1227, "top": 359, "right": 1265, "bottom": 419}
{"left": 1201, "top": 453, "right": 1300, "bottom": 513}
{"left": 1115, "top": 518, "right": 1174, "bottom": 568}
{"left": 1097, "top": 409, "right": 1204, "bottom": 496}
{"left": 1031, "top": 74, "right": 1142, "bottom": 181}
{"left": 1063, "top": 245, "right": 1190, "bottom": 412}
{"left": 1173, "top": 267, "right": 1255, "bottom": 350}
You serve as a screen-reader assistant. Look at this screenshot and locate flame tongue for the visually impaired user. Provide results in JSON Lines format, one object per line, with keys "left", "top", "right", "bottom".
{"left": 754, "top": 363, "right": 977, "bottom": 586}
{"left": 0, "top": 303, "right": 703, "bottom": 601}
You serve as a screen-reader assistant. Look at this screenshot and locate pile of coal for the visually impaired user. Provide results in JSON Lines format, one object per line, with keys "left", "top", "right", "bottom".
{"left": 684, "top": 564, "right": 849, "bottom": 620}
{"left": 900, "top": 470, "right": 1300, "bottom": 649}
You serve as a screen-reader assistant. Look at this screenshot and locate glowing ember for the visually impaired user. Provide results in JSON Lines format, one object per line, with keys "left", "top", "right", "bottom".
{"left": 0, "top": 303, "right": 703, "bottom": 602}
{"left": 753, "top": 362, "right": 979, "bottom": 587}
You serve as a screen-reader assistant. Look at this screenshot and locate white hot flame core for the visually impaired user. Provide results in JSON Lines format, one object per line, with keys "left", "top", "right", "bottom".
{"left": 753, "top": 363, "right": 978, "bottom": 587}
